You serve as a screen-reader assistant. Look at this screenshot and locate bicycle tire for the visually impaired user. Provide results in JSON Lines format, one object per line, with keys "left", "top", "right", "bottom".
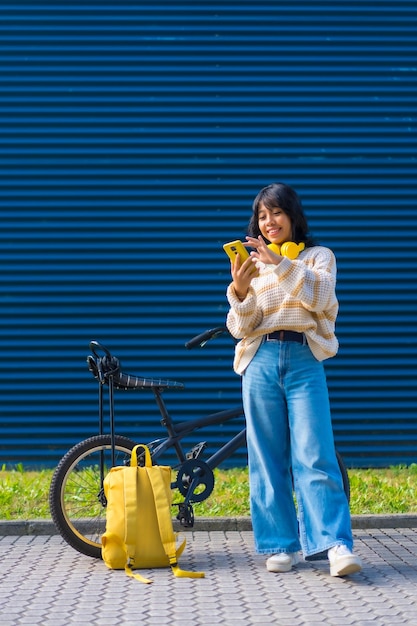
{"left": 336, "top": 449, "right": 350, "bottom": 502}
{"left": 49, "top": 434, "right": 136, "bottom": 559}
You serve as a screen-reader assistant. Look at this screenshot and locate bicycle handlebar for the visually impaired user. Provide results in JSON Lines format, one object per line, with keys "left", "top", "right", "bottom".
{"left": 87, "top": 341, "right": 120, "bottom": 385}
{"left": 89, "top": 340, "right": 112, "bottom": 360}
{"left": 184, "top": 326, "right": 229, "bottom": 350}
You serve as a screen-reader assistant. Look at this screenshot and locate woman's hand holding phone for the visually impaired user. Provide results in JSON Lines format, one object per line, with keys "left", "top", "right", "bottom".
{"left": 223, "top": 240, "right": 259, "bottom": 300}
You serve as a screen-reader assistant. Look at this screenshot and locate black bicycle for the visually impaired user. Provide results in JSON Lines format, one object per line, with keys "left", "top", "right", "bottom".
{"left": 49, "top": 327, "right": 350, "bottom": 559}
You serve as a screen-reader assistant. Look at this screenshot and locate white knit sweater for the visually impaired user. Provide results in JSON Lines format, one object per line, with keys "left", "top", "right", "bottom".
{"left": 226, "top": 245, "right": 339, "bottom": 374}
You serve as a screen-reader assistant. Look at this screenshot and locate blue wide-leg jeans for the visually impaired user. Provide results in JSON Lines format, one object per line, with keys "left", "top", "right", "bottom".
{"left": 242, "top": 338, "right": 354, "bottom": 557}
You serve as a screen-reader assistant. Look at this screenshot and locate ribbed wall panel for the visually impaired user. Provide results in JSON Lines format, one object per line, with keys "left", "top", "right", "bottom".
{"left": 0, "top": 1, "right": 416, "bottom": 468}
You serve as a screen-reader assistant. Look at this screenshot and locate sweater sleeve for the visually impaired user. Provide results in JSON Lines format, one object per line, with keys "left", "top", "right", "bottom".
{"left": 226, "top": 284, "right": 264, "bottom": 339}
{"left": 273, "top": 247, "right": 337, "bottom": 313}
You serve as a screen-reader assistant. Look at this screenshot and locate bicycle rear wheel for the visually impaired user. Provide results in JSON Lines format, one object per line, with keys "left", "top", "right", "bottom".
{"left": 49, "top": 435, "right": 136, "bottom": 558}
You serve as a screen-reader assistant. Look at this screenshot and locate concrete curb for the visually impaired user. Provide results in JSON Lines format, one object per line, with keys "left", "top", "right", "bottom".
{"left": 1, "top": 514, "right": 417, "bottom": 536}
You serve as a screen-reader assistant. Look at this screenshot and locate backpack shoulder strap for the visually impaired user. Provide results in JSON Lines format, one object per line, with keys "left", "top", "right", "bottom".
{"left": 146, "top": 467, "right": 204, "bottom": 579}
{"left": 123, "top": 466, "right": 153, "bottom": 584}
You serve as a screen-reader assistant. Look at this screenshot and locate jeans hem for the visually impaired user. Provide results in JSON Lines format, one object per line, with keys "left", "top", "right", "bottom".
{"left": 255, "top": 547, "right": 302, "bottom": 556}
{"left": 303, "top": 541, "right": 352, "bottom": 558}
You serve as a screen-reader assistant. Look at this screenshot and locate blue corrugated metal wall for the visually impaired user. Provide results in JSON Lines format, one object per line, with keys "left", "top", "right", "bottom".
{"left": 0, "top": 1, "right": 416, "bottom": 468}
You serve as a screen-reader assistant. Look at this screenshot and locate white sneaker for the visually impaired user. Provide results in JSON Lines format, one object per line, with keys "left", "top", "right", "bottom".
{"left": 328, "top": 545, "right": 362, "bottom": 577}
{"left": 266, "top": 552, "right": 300, "bottom": 573}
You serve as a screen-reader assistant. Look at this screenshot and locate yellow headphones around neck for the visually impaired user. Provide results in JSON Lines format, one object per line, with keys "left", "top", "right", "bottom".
{"left": 267, "top": 241, "right": 305, "bottom": 260}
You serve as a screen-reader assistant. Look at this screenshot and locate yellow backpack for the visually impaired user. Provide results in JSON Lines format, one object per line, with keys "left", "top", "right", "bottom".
{"left": 101, "top": 444, "right": 204, "bottom": 583}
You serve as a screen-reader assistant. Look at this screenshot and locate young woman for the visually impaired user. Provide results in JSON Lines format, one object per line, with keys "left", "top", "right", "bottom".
{"left": 225, "top": 182, "right": 361, "bottom": 577}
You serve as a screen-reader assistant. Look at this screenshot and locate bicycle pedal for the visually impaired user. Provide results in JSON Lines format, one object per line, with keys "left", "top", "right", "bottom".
{"left": 186, "top": 441, "right": 207, "bottom": 460}
{"left": 176, "top": 503, "right": 195, "bottom": 528}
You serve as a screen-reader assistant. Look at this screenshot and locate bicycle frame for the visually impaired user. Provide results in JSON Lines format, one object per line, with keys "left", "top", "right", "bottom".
{"left": 91, "top": 327, "right": 247, "bottom": 474}
{"left": 94, "top": 355, "right": 247, "bottom": 527}
{"left": 148, "top": 385, "right": 246, "bottom": 469}
{"left": 98, "top": 371, "right": 247, "bottom": 471}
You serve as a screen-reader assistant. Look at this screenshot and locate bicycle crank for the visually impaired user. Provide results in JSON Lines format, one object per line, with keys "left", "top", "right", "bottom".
{"left": 175, "top": 460, "right": 215, "bottom": 503}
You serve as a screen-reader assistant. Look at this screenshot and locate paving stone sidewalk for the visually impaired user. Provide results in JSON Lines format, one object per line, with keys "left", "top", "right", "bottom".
{"left": 1, "top": 526, "right": 417, "bottom": 626}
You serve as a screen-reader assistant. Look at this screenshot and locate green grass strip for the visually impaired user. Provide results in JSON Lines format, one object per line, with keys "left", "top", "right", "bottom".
{"left": 1, "top": 464, "right": 416, "bottom": 520}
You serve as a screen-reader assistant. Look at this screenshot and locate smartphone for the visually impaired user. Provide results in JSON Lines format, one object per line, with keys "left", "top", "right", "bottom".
{"left": 223, "top": 240, "right": 250, "bottom": 263}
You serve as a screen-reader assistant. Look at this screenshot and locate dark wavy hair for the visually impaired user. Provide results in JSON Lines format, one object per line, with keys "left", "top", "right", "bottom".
{"left": 247, "top": 182, "right": 316, "bottom": 247}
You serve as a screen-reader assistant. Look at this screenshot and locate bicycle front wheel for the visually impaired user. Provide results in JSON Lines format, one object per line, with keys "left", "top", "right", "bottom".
{"left": 49, "top": 435, "right": 136, "bottom": 558}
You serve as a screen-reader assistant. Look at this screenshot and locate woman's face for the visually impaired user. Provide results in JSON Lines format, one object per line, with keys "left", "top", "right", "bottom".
{"left": 258, "top": 202, "right": 293, "bottom": 244}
